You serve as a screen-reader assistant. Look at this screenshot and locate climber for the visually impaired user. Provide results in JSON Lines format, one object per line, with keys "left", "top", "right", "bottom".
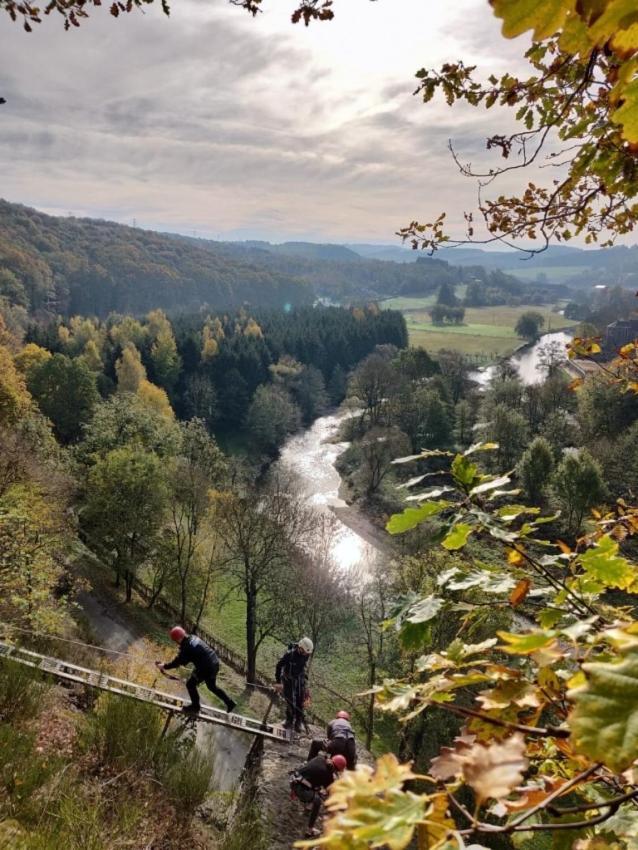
{"left": 275, "top": 637, "right": 313, "bottom": 732}
{"left": 156, "top": 626, "right": 236, "bottom": 715}
{"left": 290, "top": 753, "right": 347, "bottom": 838}
{"left": 307, "top": 709, "right": 357, "bottom": 770}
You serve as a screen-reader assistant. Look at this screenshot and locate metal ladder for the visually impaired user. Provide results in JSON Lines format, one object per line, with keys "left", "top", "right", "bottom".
{"left": 0, "top": 641, "right": 291, "bottom": 743}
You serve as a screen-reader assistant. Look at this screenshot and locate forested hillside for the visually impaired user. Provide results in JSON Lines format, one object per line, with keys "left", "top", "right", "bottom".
{"left": 0, "top": 200, "right": 313, "bottom": 317}
{"left": 0, "top": 200, "right": 534, "bottom": 321}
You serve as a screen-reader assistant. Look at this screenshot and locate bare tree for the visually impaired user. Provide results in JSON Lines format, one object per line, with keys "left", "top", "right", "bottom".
{"left": 212, "top": 469, "right": 315, "bottom": 682}
{"left": 276, "top": 514, "right": 348, "bottom": 654}
{"left": 166, "top": 419, "right": 226, "bottom": 623}
{"left": 353, "top": 557, "right": 391, "bottom": 750}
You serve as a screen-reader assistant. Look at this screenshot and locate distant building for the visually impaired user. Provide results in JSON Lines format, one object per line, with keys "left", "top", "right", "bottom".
{"left": 604, "top": 318, "right": 638, "bottom": 349}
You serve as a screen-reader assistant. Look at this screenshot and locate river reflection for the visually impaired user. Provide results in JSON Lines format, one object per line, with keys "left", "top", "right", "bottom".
{"left": 277, "top": 409, "right": 373, "bottom": 570}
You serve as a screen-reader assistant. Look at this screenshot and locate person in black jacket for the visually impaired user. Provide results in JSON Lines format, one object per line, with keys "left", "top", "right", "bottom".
{"left": 157, "top": 626, "right": 236, "bottom": 714}
{"left": 290, "top": 753, "right": 347, "bottom": 838}
{"left": 307, "top": 710, "right": 357, "bottom": 769}
{"left": 275, "top": 636, "right": 313, "bottom": 732}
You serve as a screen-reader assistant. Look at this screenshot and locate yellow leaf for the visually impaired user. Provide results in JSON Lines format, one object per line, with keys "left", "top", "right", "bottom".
{"left": 491, "top": 0, "right": 574, "bottom": 40}
{"left": 507, "top": 548, "right": 524, "bottom": 566}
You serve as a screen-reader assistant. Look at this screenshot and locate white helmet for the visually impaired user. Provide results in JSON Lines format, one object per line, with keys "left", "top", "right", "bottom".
{"left": 298, "top": 637, "right": 314, "bottom": 654}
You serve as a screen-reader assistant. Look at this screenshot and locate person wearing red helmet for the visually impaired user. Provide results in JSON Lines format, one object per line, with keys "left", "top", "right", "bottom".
{"left": 307, "top": 709, "right": 357, "bottom": 769}
{"left": 156, "top": 626, "right": 236, "bottom": 715}
{"left": 290, "top": 752, "right": 347, "bottom": 838}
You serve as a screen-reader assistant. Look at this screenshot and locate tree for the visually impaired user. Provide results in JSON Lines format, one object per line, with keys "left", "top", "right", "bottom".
{"left": 115, "top": 343, "right": 146, "bottom": 393}
{"left": 552, "top": 449, "right": 607, "bottom": 535}
{"left": 453, "top": 399, "right": 474, "bottom": 448}
{"left": 484, "top": 403, "right": 528, "bottom": 470}
{"left": 28, "top": 353, "right": 98, "bottom": 442}
{"left": 357, "top": 426, "right": 410, "bottom": 496}
{"left": 211, "top": 470, "right": 315, "bottom": 682}
{"left": 245, "top": 384, "right": 301, "bottom": 455}
{"left": 354, "top": 560, "right": 391, "bottom": 751}
{"left": 136, "top": 379, "right": 174, "bottom": 420}
{"left": 147, "top": 309, "right": 181, "bottom": 394}
{"left": 13, "top": 342, "right": 51, "bottom": 377}
{"left": 165, "top": 419, "right": 226, "bottom": 624}
{"left": 515, "top": 311, "right": 545, "bottom": 342}
{"left": 327, "top": 364, "right": 347, "bottom": 405}
{"left": 183, "top": 374, "right": 218, "bottom": 429}
{"left": 0, "top": 486, "right": 71, "bottom": 633}
{"left": 276, "top": 515, "right": 346, "bottom": 655}
{"left": 517, "top": 436, "right": 554, "bottom": 504}
{"left": 0, "top": 342, "right": 31, "bottom": 427}
{"left": 348, "top": 353, "right": 396, "bottom": 427}
{"left": 536, "top": 339, "right": 565, "bottom": 377}
{"left": 82, "top": 447, "right": 168, "bottom": 601}
{"left": 436, "top": 281, "right": 457, "bottom": 307}
{"left": 78, "top": 393, "right": 181, "bottom": 462}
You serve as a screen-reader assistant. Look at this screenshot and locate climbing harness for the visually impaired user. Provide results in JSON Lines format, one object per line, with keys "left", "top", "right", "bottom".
{"left": 0, "top": 640, "right": 291, "bottom": 743}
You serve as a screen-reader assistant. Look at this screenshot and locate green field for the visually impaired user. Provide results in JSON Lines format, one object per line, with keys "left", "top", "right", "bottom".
{"left": 501, "top": 265, "right": 586, "bottom": 284}
{"left": 381, "top": 299, "right": 578, "bottom": 357}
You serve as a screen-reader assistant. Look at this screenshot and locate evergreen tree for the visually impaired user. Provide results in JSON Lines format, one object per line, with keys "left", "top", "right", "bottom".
{"left": 518, "top": 436, "right": 555, "bottom": 504}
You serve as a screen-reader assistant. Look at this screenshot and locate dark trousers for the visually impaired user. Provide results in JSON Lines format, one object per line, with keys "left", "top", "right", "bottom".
{"left": 291, "top": 780, "right": 323, "bottom": 829}
{"left": 187, "top": 664, "right": 233, "bottom": 711}
{"left": 283, "top": 677, "right": 305, "bottom": 726}
{"left": 308, "top": 737, "right": 357, "bottom": 770}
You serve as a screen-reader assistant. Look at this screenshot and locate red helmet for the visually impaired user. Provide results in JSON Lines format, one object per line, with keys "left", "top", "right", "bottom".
{"left": 170, "top": 626, "right": 187, "bottom": 642}
{"left": 331, "top": 755, "right": 347, "bottom": 772}
{"left": 335, "top": 710, "right": 350, "bottom": 721}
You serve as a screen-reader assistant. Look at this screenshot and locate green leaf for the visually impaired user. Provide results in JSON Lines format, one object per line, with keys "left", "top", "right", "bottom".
{"left": 497, "top": 630, "right": 556, "bottom": 654}
{"left": 497, "top": 504, "right": 541, "bottom": 521}
{"left": 569, "top": 650, "right": 638, "bottom": 772}
{"left": 386, "top": 500, "right": 452, "bottom": 534}
{"left": 578, "top": 534, "right": 636, "bottom": 591}
{"left": 451, "top": 453, "right": 481, "bottom": 489}
{"left": 442, "top": 523, "right": 473, "bottom": 550}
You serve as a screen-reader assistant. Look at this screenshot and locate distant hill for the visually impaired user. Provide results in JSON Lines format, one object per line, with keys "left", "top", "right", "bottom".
{"left": 1, "top": 199, "right": 586, "bottom": 319}
{"left": 0, "top": 201, "right": 313, "bottom": 317}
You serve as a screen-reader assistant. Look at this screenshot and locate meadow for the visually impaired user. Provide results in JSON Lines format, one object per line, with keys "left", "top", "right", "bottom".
{"left": 381, "top": 298, "right": 578, "bottom": 357}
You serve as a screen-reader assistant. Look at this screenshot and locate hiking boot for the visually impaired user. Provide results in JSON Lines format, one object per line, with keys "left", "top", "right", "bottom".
{"left": 182, "top": 704, "right": 199, "bottom": 715}
{"left": 294, "top": 721, "right": 304, "bottom": 733}
{"left": 226, "top": 700, "right": 237, "bottom": 714}
{"left": 283, "top": 719, "right": 293, "bottom": 729}
{"left": 304, "top": 828, "right": 321, "bottom": 839}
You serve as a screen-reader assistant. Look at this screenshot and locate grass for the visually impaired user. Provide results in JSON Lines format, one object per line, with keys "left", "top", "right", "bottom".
{"left": 500, "top": 264, "right": 587, "bottom": 284}
{"left": 382, "top": 300, "right": 578, "bottom": 357}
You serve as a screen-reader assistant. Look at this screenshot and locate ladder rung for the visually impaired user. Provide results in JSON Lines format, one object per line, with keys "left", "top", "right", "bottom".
{"left": 0, "top": 641, "right": 290, "bottom": 743}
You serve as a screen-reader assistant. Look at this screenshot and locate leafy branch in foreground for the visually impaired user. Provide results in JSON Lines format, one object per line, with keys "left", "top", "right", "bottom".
{"left": 297, "top": 441, "right": 638, "bottom": 849}
{"left": 400, "top": 2, "right": 638, "bottom": 252}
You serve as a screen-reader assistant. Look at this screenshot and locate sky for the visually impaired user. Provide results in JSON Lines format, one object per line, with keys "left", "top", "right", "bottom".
{"left": 0, "top": 0, "right": 533, "bottom": 243}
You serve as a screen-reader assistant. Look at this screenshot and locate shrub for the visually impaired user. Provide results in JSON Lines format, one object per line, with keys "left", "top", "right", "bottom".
{"left": 0, "top": 727, "right": 61, "bottom": 822}
{"left": 82, "top": 694, "right": 165, "bottom": 771}
{"left": 0, "top": 660, "right": 48, "bottom": 725}
{"left": 160, "top": 745, "right": 213, "bottom": 815}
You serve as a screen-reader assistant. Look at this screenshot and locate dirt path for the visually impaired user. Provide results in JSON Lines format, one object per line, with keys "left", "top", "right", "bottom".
{"left": 75, "top": 587, "right": 253, "bottom": 794}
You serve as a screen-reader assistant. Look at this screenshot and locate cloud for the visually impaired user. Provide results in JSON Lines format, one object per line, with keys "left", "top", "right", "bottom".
{"left": 0, "top": 0, "right": 552, "bottom": 242}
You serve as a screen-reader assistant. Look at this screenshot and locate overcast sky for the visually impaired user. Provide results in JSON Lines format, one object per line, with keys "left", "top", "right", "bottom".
{"left": 1, "top": 0, "right": 534, "bottom": 243}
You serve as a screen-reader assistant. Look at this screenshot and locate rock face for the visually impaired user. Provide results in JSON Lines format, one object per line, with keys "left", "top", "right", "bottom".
{"left": 241, "top": 724, "right": 374, "bottom": 850}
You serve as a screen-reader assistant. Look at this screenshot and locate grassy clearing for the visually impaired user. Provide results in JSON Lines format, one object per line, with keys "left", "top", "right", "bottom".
{"left": 501, "top": 264, "right": 586, "bottom": 284}
{"left": 383, "top": 300, "right": 577, "bottom": 357}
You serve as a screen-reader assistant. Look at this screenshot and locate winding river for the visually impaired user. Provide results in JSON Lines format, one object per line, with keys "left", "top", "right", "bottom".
{"left": 470, "top": 330, "right": 574, "bottom": 387}
{"left": 278, "top": 330, "right": 574, "bottom": 571}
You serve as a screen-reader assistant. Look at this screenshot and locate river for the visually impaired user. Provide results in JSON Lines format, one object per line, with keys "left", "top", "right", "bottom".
{"left": 471, "top": 329, "right": 573, "bottom": 387}
{"left": 277, "top": 330, "right": 574, "bottom": 573}
{"left": 277, "top": 410, "right": 383, "bottom": 571}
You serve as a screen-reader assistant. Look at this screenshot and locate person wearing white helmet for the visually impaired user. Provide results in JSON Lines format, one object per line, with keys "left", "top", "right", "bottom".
{"left": 275, "top": 636, "right": 313, "bottom": 732}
